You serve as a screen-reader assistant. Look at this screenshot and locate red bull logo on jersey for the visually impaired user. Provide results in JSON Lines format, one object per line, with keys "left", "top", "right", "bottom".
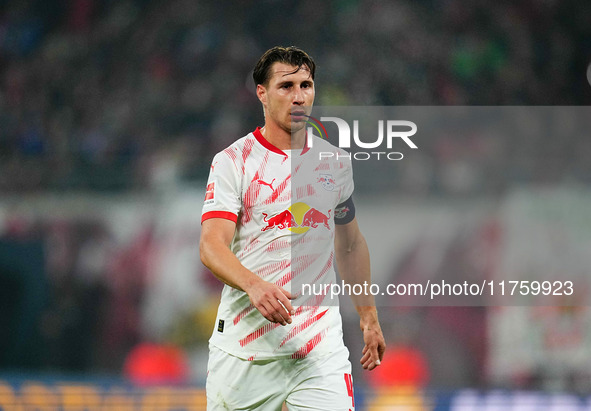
{"left": 301, "top": 207, "right": 331, "bottom": 229}
{"left": 261, "top": 210, "right": 298, "bottom": 231}
{"left": 260, "top": 202, "right": 331, "bottom": 233}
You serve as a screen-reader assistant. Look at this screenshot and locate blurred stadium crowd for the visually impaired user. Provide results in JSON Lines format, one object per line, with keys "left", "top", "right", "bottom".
{"left": 0, "top": 0, "right": 590, "bottom": 192}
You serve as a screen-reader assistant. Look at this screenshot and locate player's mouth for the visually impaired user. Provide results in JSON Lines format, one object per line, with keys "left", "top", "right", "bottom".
{"left": 291, "top": 111, "right": 306, "bottom": 122}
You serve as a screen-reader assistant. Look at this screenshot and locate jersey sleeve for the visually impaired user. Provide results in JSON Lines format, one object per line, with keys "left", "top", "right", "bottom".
{"left": 338, "top": 153, "right": 354, "bottom": 204}
{"left": 201, "top": 151, "right": 242, "bottom": 224}
{"left": 333, "top": 153, "right": 355, "bottom": 225}
{"left": 334, "top": 195, "right": 355, "bottom": 225}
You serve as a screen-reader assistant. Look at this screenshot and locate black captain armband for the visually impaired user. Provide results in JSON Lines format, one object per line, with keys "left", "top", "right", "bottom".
{"left": 334, "top": 196, "right": 355, "bottom": 225}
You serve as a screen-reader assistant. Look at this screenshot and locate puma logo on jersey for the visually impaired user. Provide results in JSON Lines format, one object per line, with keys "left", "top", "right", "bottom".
{"left": 257, "top": 178, "right": 275, "bottom": 190}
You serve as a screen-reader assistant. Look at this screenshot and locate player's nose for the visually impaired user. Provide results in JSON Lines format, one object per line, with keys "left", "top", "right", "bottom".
{"left": 292, "top": 86, "right": 305, "bottom": 105}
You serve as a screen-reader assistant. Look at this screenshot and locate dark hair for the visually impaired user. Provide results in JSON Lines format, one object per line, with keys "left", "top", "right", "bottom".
{"left": 253, "top": 46, "right": 316, "bottom": 86}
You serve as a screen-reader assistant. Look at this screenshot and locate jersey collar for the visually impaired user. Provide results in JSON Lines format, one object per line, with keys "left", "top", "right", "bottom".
{"left": 253, "top": 127, "right": 310, "bottom": 157}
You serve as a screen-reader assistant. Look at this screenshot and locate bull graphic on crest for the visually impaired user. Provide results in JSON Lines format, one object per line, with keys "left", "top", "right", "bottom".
{"left": 334, "top": 206, "right": 350, "bottom": 219}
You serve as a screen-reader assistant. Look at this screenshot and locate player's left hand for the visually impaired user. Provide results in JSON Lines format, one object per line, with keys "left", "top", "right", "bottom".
{"left": 360, "top": 321, "right": 386, "bottom": 371}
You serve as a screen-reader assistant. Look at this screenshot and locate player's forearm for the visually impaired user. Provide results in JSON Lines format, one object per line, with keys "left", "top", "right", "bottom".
{"left": 200, "top": 239, "right": 262, "bottom": 293}
{"left": 335, "top": 232, "right": 378, "bottom": 320}
{"left": 357, "top": 305, "right": 380, "bottom": 332}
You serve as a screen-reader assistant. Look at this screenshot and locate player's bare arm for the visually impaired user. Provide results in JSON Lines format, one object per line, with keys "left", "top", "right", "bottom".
{"left": 335, "top": 217, "right": 386, "bottom": 370}
{"left": 200, "top": 218, "right": 294, "bottom": 325}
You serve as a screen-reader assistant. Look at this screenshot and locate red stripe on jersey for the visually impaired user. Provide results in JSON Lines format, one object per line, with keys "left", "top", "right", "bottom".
{"left": 275, "top": 253, "right": 321, "bottom": 288}
{"left": 292, "top": 234, "right": 325, "bottom": 246}
{"left": 279, "top": 309, "right": 328, "bottom": 348}
{"left": 233, "top": 305, "right": 255, "bottom": 325}
{"left": 201, "top": 211, "right": 238, "bottom": 223}
{"left": 242, "top": 151, "right": 270, "bottom": 224}
{"left": 272, "top": 234, "right": 331, "bottom": 251}
{"left": 255, "top": 259, "right": 292, "bottom": 279}
{"left": 344, "top": 373, "right": 355, "bottom": 407}
{"left": 312, "top": 251, "right": 333, "bottom": 283}
{"left": 223, "top": 146, "right": 239, "bottom": 168}
{"left": 295, "top": 184, "right": 316, "bottom": 200}
{"left": 242, "top": 176, "right": 261, "bottom": 224}
{"left": 237, "top": 236, "right": 261, "bottom": 259}
{"left": 314, "top": 163, "right": 331, "bottom": 171}
{"left": 291, "top": 304, "right": 306, "bottom": 317}
{"left": 253, "top": 127, "right": 287, "bottom": 157}
{"left": 239, "top": 322, "right": 281, "bottom": 347}
{"left": 240, "top": 304, "right": 318, "bottom": 354}
{"left": 298, "top": 289, "right": 328, "bottom": 307}
{"left": 291, "top": 329, "right": 327, "bottom": 359}
{"left": 241, "top": 138, "right": 256, "bottom": 175}
{"left": 263, "top": 173, "right": 291, "bottom": 205}
{"left": 292, "top": 253, "right": 321, "bottom": 276}
{"left": 266, "top": 238, "right": 290, "bottom": 252}
{"left": 233, "top": 255, "right": 317, "bottom": 326}
{"left": 275, "top": 271, "right": 292, "bottom": 288}
{"left": 232, "top": 260, "right": 291, "bottom": 326}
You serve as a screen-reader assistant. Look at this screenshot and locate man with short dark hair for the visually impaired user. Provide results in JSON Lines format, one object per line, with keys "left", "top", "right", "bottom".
{"left": 200, "top": 46, "right": 385, "bottom": 411}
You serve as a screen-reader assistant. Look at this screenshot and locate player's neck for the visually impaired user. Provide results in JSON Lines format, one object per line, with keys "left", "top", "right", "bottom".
{"left": 261, "top": 123, "right": 306, "bottom": 150}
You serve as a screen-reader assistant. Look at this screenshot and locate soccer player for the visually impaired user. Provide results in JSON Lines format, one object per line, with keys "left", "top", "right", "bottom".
{"left": 200, "top": 46, "right": 385, "bottom": 410}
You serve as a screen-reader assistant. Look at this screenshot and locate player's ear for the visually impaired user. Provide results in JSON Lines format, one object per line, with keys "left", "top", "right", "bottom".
{"left": 256, "top": 84, "right": 267, "bottom": 105}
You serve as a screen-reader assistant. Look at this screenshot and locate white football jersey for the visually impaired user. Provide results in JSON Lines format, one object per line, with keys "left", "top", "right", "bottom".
{"left": 202, "top": 127, "right": 354, "bottom": 360}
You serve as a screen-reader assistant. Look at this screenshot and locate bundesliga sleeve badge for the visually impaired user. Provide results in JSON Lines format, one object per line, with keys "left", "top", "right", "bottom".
{"left": 204, "top": 181, "right": 216, "bottom": 205}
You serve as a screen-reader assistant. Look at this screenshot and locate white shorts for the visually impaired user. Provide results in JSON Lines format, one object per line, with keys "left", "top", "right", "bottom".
{"left": 206, "top": 344, "right": 355, "bottom": 411}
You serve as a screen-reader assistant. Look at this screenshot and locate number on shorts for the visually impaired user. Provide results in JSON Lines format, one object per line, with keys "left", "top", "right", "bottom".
{"left": 344, "top": 373, "right": 354, "bottom": 408}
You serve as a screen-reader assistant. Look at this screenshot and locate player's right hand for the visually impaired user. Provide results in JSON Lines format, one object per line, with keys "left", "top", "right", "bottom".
{"left": 245, "top": 279, "right": 295, "bottom": 326}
